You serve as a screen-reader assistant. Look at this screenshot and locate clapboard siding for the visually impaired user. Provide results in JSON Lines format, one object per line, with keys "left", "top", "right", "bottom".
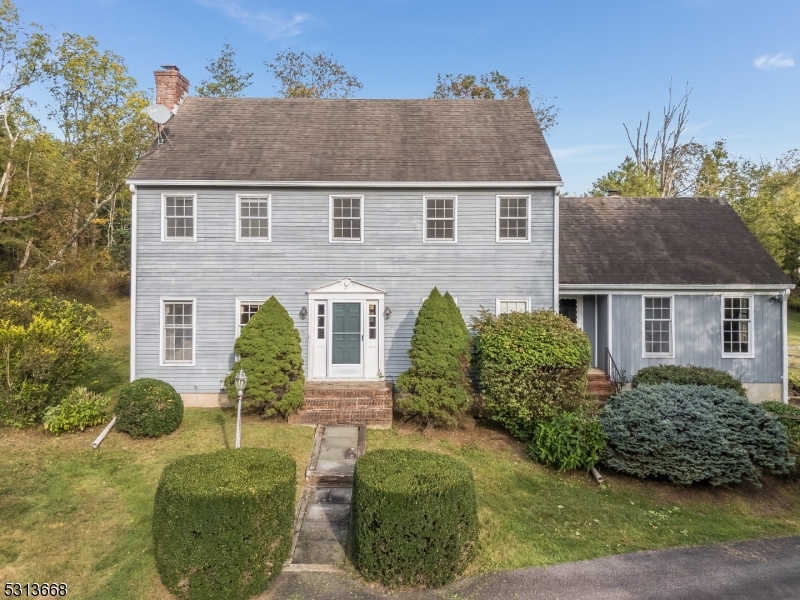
{"left": 611, "top": 294, "right": 782, "bottom": 383}
{"left": 135, "top": 187, "right": 556, "bottom": 392}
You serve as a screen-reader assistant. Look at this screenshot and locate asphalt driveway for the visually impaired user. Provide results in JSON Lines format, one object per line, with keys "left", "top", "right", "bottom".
{"left": 264, "top": 536, "right": 800, "bottom": 600}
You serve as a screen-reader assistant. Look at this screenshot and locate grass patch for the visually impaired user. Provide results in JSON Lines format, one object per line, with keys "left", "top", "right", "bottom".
{"left": 0, "top": 410, "right": 314, "bottom": 599}
{"left": 83, "top": 298, "right": 131, "bottom": 398}
{"left": 789, "top": 310, "right": 800, "bottom": 347}
{"left": 367, "top": 424, "right": 800, "bottom": 575}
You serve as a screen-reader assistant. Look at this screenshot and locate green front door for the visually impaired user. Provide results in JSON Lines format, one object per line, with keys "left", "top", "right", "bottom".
{"left": 332, "top": 302, "right": 361, "bottom": 364}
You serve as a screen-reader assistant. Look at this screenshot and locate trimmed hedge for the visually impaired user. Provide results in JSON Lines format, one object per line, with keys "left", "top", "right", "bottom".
{"left": 762, "top": 401, "right": 800, "bottom": 476}
{"left": 225, "top": 296, "right": 305, "bottom": 418}
{"left": 153, "top": 448, "right": 296, "bottom": 600}
{"left": 600, "top": 384, "right": 794, "bottom": 485}
{"left": 352, "top": 449, "right": 478, "bottom": 588}
{"left": 396, "top": 288, "right": 472, "bottom": 427}
{"left": 116, "top": 378, "right": 183, "bottom": 438}
{"left": 472, "top": 309, "right": 592, "bottom": 439}
{"left": 631, "top": 365, "right": 745, "bottom": 396}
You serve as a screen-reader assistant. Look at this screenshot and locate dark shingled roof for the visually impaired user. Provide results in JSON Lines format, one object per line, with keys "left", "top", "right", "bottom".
{"left": 560, "top": 197, "right": 791, "bottom": 286}
{"left": 129, "top": 98, "right": 561, "bottom": 183}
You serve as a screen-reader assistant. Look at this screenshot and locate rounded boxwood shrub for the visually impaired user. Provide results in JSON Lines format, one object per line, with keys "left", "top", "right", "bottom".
{"left": 631, "top": 364, "right": 745, "bottom": 396}
{"left": 153, "top": 448, "right": 296, "bottom": 600}
{"left": 116, "top": 378, "right": 183, "bottom": 438}
{"left": 529, "top": 410, "right": 606, "bottom": 471}
{"left": 225, "top": 296, "right": 305, "bottom": 418}
{"left": 600, "top": 384, "right": 794, "bottom": 485}
{"left": 396, "top": 288, "right": 472, "bottom": 427}
{"left": 472, "top": 309, "right": 592, "bottom": 440}
{"left": 352, "top": 449, "right": 478, "bottom": 588}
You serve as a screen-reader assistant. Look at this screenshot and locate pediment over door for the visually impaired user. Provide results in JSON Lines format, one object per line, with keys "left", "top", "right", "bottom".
{"left": 306, "top": 278, "right": 385, "bottom": 295}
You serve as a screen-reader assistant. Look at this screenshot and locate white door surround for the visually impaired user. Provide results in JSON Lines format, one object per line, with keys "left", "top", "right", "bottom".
{"left": 307, "top": 278, "right": 386, "bottom": 381}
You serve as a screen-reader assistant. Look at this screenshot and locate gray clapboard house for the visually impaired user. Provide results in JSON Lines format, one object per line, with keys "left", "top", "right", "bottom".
{"left": 126, "top": 66, "right": 792, "bottom": 424}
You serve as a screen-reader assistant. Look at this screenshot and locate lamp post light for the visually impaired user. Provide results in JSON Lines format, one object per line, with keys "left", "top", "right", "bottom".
{"left": 234, "top": 369, "right": 247, "bottom": 449}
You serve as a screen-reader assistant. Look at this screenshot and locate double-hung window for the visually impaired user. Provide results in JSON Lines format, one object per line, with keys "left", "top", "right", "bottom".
{"left": 643, "top": 296, "right": 673, "bottom": 357}
{"left": 330, "top": 196, "right": 362, "bottom": 242}
{"left": 497, "top": 298, "right": 530, "bottom": 314}
{"left": 722, "top": 296, "right": 753, "bottom": 357}
{"left": 163, "top": 195, "right": 195, "bottom": 240}
{"left": 237, "top": 195, "right": 270, "bottom": 241}
{"left": 497, "top": 195, "right": 530, "bottom": 241}
{"left": 163, "top": 300, "right": 194, "bottom": 364}
{"left": 424, "top": 196, "right": 456, "bottom": 242}
{"left": 238, "top": 300, "right": 265, "bottom": 336}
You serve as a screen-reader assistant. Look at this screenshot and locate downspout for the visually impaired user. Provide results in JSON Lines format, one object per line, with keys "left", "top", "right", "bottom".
{"left": 608, "top": 294, "right": 613, "bottom": 358}
{"left": 553, "top": 187, "right": 560, "bottom": 311}
{"left": 129, "top": 184, "right": 137, "bottom": 382}
{"left": 783, "top": 289, "right": 789, "bottom": 403}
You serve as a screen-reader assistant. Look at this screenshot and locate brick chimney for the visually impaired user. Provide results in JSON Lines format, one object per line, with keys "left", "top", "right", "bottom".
{"left": 154, "top": 65, "right": 189, "bottom": 113}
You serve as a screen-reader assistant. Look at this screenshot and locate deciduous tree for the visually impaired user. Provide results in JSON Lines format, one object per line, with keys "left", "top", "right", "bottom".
{"left": 195, "top": 42, "right": 253, "bottom": 98}
{"left": 265, "top": 49, "right": 362, "bottom": 98}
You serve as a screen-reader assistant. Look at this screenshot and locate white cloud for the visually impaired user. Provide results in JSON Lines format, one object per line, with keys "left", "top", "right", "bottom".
{"left": 754, "top": 52, "right": 794, "bottom": 71}
{"left": 197, "top": 1, "right": 310, "bottom": 40}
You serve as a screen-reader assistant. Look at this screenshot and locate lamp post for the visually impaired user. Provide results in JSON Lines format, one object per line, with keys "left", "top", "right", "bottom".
{"left": 234, "top": 369, "right": 247, "bottom": 449}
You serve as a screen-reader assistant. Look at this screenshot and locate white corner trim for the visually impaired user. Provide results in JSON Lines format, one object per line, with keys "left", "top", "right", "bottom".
{"left": 329, "top": 195, "right": 365, "bottom": 244}
{"left": 641, "top": 294, "right": 675, "bottom": 359}
{"left": 235, "top": 194, "right": 272, "bottom": 242}
{"left": 720, "top": 294, "right": 755, "bottom": 359}
{"left": 422, "top": 194, "right": 458, "bottom": 243}
{"left": 161, "top": 192, "right": 197, "bottom": 242}
{"left": 608, "top": 294, "right": 613, "bottom": 357}
{"left": 127, "top": 179, "right": 565, "bottom": 189}
{"left": 129, "top": 183, "right": 137, "bottom": 382}
{"left": 496, "top": 194, "right": 532, "bottom": 243}
{"left": 553, "top": 188, "right": 560, "bottom": 310}
{"left": 159, "top": 298, "right": 197, "bottom": 367}
{"left": 783, "top": 289, "right": 789, "bottom": 403}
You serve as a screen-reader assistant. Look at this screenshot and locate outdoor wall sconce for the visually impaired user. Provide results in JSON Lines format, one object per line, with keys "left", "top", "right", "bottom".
{"left": 384, "top": 306, "right": 392, "bottom": 320}
{"left": 299, "top": 306, "right": 308, "bottom": 319}
{"left": 769, "top": 295, "right": 784, "bottom": 303}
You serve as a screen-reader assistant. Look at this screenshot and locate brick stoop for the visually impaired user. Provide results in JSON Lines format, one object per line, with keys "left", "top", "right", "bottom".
{"left": 587, "top": 369, "right": 615, "bottom": 406}
{"left": 289, "top": 381, "right": 393, "bottom": 428}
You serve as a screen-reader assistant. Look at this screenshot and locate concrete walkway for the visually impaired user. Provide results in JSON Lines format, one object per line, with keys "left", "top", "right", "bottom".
{"left": 268, "top": 536, "right": 800, "bottom": 599}
{"left": 286, "top": 425, "right": 363, "bottom": 572}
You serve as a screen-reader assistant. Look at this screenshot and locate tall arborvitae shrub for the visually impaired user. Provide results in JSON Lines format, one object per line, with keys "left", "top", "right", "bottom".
{"left": 225, "top": 296, "right": 304, "bottom": 418}
{"left": 396, "top": 288, "right": 472, "bottom": 427}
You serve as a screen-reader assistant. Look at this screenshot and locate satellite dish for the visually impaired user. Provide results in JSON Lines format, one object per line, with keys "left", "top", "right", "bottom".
{"left": 145, "top": 104, "right": 172, "bottom": 124}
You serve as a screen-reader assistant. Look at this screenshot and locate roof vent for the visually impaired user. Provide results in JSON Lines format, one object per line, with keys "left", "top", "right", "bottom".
{"left": 606, "top": 189, "right": 621, "bottom": 197}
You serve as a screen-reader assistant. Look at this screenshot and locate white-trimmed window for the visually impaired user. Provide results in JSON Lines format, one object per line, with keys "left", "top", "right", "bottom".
{"left": 162, "top": 300, "right": 194, "bottom": 364}
{"left": 163, "top": 195, "right": 195, "bottom": 240}
{"left": 238, "top": 300, "right": 265, "bottom": 336}
{"left": 424, "top": 196, "right": 456, "bottom": 242}
{"left": 643, "top": 296, "right": 673, "bottom": 357}
{"left": 237, "top": 195, "right": 270, "bottom": 241}
{"left": 559, "top": 297, "right": 583, "bottom": 328}
{"left": 330, "top": 196, "right": 362, "bottom": 242}
{"left": 497, "top": 195, "right": 530, "bottom": 241}
{"left": 497, "top": 298, "right": 530, "bottom": 314}
{"left": 722, "top": 296, "right": 753, "bottom": 357}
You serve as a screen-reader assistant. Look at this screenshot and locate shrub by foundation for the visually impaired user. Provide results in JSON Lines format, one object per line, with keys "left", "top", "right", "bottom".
{"left": 631, "top": 365, "right": 745, "bottom": 396}
{"left": 601, "top": 384, "right": 793, "bottom": 485}
{"left": 153, "top": 448, "right": 296, "bottom": 600}
{"left": 762, "top": 400, "right": 800, "bottom": 476}
{"left": 529, "top": 410, "right": 606, "bottom": 471}
{"left": 116, "top": 378, "right": 183, "bottom": 438}
{"left": 352, "top": 449, "right": 478, "bottom": 588}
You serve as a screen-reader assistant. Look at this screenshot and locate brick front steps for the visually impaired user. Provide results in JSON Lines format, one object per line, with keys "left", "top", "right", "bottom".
{"left": 587, "top": 368, "right": 615, "bottom": 406}
{"left": 288, "top": 381, "right": 393, "bottom": 428}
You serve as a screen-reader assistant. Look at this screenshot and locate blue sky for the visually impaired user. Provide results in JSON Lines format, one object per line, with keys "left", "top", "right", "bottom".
{"left": 18, "top": 0, "right": 800, "bottom": 193}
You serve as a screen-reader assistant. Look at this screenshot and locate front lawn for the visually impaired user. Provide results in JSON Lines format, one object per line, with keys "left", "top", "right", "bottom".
{"left": 368, "top": 425, "right": 800, "bottom": 576}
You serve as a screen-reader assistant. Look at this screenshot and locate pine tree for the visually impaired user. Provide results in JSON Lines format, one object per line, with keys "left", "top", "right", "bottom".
{"left": 195, "top": 43, "right": 253, "bottom": 98}
{"left": 396, "top": 287, "right": 472, "bottom": 427}
{"left": 225, "top": 296, "right": 304, "bottom": 418}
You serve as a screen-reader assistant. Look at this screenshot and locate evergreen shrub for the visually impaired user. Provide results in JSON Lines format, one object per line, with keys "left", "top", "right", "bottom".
{"left": 116, "top": 378, "right": 183, "bottom": 438}
{"left": 631, "top": 364, "right": 745, "bottom": 396}
{"left": 600, "top": 384, "right": 794, "bottom": 485}
{"left": 225, "top": 296, "right": 304, "bottom": 418}
{"left": 0, "top": 278, "right": 111, "bottom": 427}
{"left": 153, "top": 448, "right": 296, "bottom": 600}
{"left": 43, "top": 387, "right": 110, "bottom": 435}
{"left": 529, "top": 410, "right": 606, "bottom": 471}
{"left": 472, "top": 309, "right": 592, "bottom": 439}
{"left": 762, "top": 401, "right": 800, "bottom": 476}
{"left": 352, "top": 449, "right": 478, "bottom": 588}
{"left": 396, "top": 288, "right": 472, "bottom": 427}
